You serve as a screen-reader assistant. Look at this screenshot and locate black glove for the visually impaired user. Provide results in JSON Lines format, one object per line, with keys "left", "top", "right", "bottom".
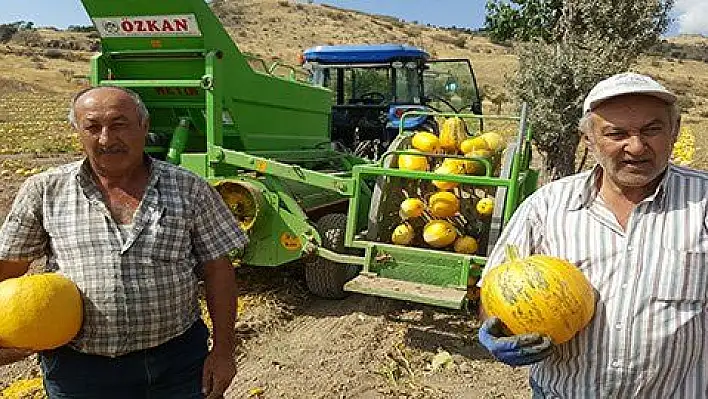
{"left": 478, "top": 317, "right": 553, "bottom": 366}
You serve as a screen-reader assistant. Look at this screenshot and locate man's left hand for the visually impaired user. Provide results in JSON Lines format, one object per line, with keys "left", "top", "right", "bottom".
{"left": 202, "top": 348, "right": 236, "bottom": 399}
{"left": 478, "top": 317, "right": 553, "bottom": 366}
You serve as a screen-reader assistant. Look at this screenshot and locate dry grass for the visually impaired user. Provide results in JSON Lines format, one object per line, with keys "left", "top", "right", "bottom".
{"left": 0, "top": 52, "right": 89, "bottom": 95}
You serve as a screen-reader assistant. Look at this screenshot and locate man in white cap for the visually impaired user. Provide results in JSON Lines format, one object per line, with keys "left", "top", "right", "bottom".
{"left": 477, "top": 72, "right": 708, "bottom": 397}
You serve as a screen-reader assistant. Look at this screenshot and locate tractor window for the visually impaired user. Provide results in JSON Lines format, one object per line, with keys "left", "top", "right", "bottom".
{"left": 345, "top": 68, "right": 391, "bottom": 104}
{"left": 424, "top": 60, "right": 480, "bottom": 113}
{"left": 313, "top": 64, "right": 423, "bottom": 106}
{"left": 394, "top": 62, "right": 422, "bottom": 104}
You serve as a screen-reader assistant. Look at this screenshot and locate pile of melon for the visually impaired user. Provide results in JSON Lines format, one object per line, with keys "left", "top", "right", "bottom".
{"left": 389, "top": 117, "right": 507, "bottom": 255}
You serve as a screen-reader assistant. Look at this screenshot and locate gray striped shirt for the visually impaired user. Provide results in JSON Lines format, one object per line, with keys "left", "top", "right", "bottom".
{"left": 0, "top": 158, "right": 248, "bottom": 357}
{"left": 481, "top": 164, "right": 708, "bottom": 398}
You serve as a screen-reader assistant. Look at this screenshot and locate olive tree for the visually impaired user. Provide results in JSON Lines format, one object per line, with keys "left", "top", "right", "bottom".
{"left": 509, "top": 0, "right": 673, "bottom": 179}
{"left": 485, "top": 0, "right": 563, "bottom": 43}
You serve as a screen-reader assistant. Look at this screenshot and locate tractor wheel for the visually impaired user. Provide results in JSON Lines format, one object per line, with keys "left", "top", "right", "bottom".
{"left": 305, "top": 213, "right": 361, "bottom": 299}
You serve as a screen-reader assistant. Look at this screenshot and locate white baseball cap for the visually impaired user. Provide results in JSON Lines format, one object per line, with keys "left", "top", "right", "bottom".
{"left": 583, "top": 72, "right": 676, "bottom": 114}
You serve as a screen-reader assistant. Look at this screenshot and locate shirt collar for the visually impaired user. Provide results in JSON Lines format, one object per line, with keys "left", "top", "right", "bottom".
{"left": 75, "top": 154, "right": 160, "bottom": 198}
{"left": 569, "top": 164, "right": 672, "bottom": 211}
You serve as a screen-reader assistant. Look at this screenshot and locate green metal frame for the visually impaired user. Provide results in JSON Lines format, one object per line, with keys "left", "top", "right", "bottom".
{"left": 333, "top": 110, "right": 536, "bottom": 307}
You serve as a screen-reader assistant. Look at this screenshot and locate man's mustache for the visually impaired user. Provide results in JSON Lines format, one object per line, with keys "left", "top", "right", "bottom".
{"left": 97, "top": 146, "right": 127, "bottom": 155}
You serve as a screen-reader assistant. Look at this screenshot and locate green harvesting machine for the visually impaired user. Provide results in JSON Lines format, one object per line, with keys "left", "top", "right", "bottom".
{"left": 78, "top": 0, "right": 539, "bottom": 309}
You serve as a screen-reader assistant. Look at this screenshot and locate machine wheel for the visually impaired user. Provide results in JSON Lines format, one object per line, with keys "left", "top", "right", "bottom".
{"left": 305, "top": 213, "right": 361, "bottom": 299}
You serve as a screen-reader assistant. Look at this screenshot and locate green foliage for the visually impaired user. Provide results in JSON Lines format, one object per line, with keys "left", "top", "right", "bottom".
{"left": 0, "top": 21, "right": 34, "bottom": 43}
{"left": 511, "top": 0, "right": 674, "bottom": 179}
{"left": 0, "top": 24, "right": 19, "bottom": 43}
{"left": 484, "top": 0, "right": 562, "bottom": 43}
{"left": 67, "top": 25, "right": 97, "bottom": 33}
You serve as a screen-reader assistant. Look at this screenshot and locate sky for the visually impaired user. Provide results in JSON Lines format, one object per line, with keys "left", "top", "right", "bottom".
{"left": 0, "top": 0, "right": 706, "bottom": 36}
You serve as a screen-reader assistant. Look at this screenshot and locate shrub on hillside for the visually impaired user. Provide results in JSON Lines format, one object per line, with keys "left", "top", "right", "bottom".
{"left": 0, "top": 24, "right": 19, "bottom": 43}
{"left": 11, "top": 30, "right": 42, "bottom": 47}
{"left": 67, "top": 25, "right": 96, "bottom": 33}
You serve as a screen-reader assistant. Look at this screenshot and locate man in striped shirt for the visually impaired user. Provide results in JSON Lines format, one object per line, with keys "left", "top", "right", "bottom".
{"left": 478, "top": 72, "right": 708, "bottom": 397}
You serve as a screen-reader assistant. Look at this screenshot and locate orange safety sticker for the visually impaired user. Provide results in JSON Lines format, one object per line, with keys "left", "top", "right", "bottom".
{"left": 255, "top": 160, "right": 267, "bottom": 173}
{"left": 279, "top": 233, "right": 301, "bottom": 251}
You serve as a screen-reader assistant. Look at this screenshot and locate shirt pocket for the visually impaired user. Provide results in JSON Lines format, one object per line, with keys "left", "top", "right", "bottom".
{"left": 652, "top": 248, "right": 708, "bottom": 302}
{"left": 151, "top": 210, "right": 192, "bottom": 262}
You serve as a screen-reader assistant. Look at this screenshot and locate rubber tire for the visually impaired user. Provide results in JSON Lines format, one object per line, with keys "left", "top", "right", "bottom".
{"left": 305, "top": 213, "right": 361, "bottom": 299}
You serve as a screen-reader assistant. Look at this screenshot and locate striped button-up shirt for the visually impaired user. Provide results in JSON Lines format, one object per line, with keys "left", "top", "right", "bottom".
{"left": 0, "top": 158, "right": 248, "bottom": 357}
{"left": 480, "top": 164, "right": 708, "bottom": 398}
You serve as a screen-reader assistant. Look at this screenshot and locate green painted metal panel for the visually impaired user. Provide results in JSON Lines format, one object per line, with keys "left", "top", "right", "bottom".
{"left": 179, "top": 153, "right": 208, "bottom": 176}
{"left": 203, "top": 177, "right": 320, "bottom": 267}
{"left": 80, "top": 0, "right": 332, "bottom": 152}
{"left": 364, "top": 244, "right": 471, "bottom": 288}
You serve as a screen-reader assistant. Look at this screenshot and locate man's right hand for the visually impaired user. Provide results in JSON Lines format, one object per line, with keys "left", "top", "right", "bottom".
{"left": 0, "top": 348, "right": 35, "bottom": 367}
{"left": 478, "top": 317, "right": 553, "bottom": 366}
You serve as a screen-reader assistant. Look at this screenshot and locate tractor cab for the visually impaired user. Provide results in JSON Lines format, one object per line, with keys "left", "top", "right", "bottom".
{"left": 303, "top": 44, "right": 482, "bottom": 159}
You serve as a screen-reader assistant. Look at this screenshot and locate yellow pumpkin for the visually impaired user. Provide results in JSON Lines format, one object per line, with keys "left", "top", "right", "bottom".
{"left": 439, "top": 117, "right": 467, "bottom": 152}
{"left": 480, "top": 246, "right": 596, "bottom": 344}
{"left": 0, "top": 273, "right": 83, "bottom": 350}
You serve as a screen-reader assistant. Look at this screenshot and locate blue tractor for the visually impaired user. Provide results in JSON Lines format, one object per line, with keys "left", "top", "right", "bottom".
{"left": 302, "top": 44, "right": 483, "bottom": 159}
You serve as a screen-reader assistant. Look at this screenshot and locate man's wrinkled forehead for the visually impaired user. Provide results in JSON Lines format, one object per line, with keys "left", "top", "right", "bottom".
{"left": 74, "top": 90, "right": 140, "bottom": 120}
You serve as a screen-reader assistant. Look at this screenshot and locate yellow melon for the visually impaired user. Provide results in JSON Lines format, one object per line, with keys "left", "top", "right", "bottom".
{"left": 432, "top": 158, "right": 466, "bottom": 190}
{"left": 399, "top": 198, "right": 425, "bottom": 220}
{"left": 463, "top": 148, "right": 494, "bottom": 175}
{"left": 428, "top": 191, "right": 460, "bottom": 218}
{"left": 423, "top": 220, "right": 458, "bottom": 248}
{"left": 459, "top": 136, "right": 488, "bottom": 154}
{"left": 454, "top": 236, "right": 479, "bottom": 254}
{"left": 411, "top": 131, "right": 440, "bottom": 153}
{"left": 439, "top": 117, "right": 467, "bottom": 152}
{"left": 391, "top": 223, "right": 415, "bottom": 246}
{"left": 397, "top": 150, "right": 429, "bottom": 171}
{"left": 0, "top": 273, "right": 83, "bottom": 350}
{"left": 480, "top": 246, "right": 596, "bottom": 344}
{"left": 479, "top": 132, "right": 505, "bottom": 152}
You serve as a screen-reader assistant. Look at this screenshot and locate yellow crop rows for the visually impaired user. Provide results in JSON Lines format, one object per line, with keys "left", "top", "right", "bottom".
{"left": 0, "top": 93, "right": 80, "bottom": 155}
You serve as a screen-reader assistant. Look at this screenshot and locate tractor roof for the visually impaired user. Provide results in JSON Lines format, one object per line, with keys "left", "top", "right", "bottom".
{"left": 303, "top": 44, "right": 429, "bottom": 64}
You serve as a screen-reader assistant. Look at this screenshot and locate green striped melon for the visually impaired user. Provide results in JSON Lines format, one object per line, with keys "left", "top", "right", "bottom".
{"left": 481, "top": 246, "right": 596, "bottom": 344}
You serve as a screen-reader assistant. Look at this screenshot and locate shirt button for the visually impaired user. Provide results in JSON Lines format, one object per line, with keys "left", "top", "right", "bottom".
{"left": 621, "top": 283, "right": 628, "bottom": 289}
{"left": 615, "top": 323, "right": 622, "bottom": 330}
{"left": 627, "top": 246, "right": 633, "bottom": 252}
{"left": 611, "top": 360, "right": 621, "bottom": 367}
